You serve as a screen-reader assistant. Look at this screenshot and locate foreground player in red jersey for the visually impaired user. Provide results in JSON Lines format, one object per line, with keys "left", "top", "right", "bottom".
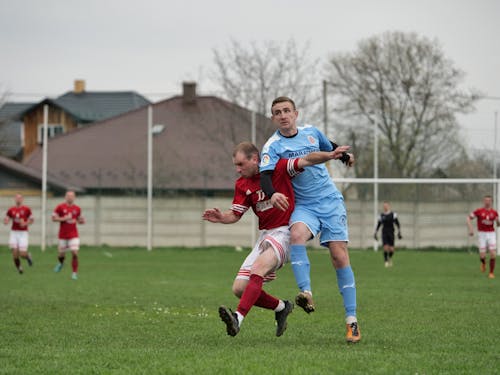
{"left": 4, "top": 194, "right": 34, "bottom": 274}
{"left": 202, "top": 142, "right": 349, "bottom": 337}
{"left": 467, "top": 195, "right": 499, "bottom": 279}
{"left": 52, "top": 191, "right": 85, "bottom": 280}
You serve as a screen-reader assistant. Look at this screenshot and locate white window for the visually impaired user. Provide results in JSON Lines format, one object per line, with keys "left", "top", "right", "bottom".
{"left": 37, "top": 124, "right": 64, "bottom": 143}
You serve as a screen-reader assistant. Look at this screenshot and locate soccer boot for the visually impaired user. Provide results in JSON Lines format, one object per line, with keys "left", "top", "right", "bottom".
{"left": 275, "top": 300, "right": 294, "bottom": 337}
{"left": 295, "top": 291, "right": 315, "bottom": 313}
{"left": 54, "top": 263, "right": 63, "bottom": 272}
{"left": 218, "top": 306, "right": 240, "bottom": 337}
{"left": 488, "top": 273, "right": 495, "bottom": 279}
{"left": 480, "top": 262, "right": 486, "bottom": 273}
{"left": 18, "top": 266, "right": 24, "bottom": 274}
{"left": 72, "top": 272, "right": 78, "bottom": 280}
{"left": 384, "top": 261, "right": 390, "bottom": 268}
{"left": 346, "top": 322, "right": 361, "bottom": 343}
{"left": 27, "top": 254, "right": 33, "bottom": 267}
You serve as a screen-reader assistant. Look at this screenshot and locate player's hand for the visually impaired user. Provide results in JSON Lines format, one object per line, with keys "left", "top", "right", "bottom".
{"left": 3, "top": 217, "right": 9, "bottom": 225}
{"left": 330, "top": 145, "right": 350, "bottom": 160}
{"left": 373, "top": 233, "right": 378, "bottom": 241}
{"left": 19, "top": 219, "right": 26, "bottom": 227}
{"left": 202, "top": 208, "right": 223, "bottom": 223}
{"left": 468, "top": 231, "right": 474, "bottom": 237}
{"left": 346, "top": 153, "right": 355, "bottom": 167}
{"left": 398, "top": 233, "right": 402, "bottom": 239}
{"left": 78, "top": 216, "right": 85, "bottom": 224}
{"left": 270, "top": 193, "right": 289, "bottom": 212}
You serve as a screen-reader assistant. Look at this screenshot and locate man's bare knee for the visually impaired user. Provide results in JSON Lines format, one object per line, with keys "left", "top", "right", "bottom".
{"left": 232, "top": 279, "right": 247, "bottom": 298}
{"left": 290, "top": 223, "right": 312, "bottom": 244}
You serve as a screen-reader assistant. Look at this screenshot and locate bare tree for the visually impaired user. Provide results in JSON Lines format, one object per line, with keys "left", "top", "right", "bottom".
{"left": 325, "top": 31, "right": 479, "bottom": 178}
{"left": 212, "top": 39, "right": 320, "bottom": 118}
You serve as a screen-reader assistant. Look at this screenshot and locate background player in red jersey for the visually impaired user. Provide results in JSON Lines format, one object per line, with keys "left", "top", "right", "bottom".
{"left": 52, "top": 190, "right": 85, "bottom": 280}
{"left": 4, "top": 193, "right": 34, "bottom": 274}
{"left": 203, "top": 142, "right": 349, "bottom": 337}
{"left": 467, "top": 195, "right": 499, "bottom": 279}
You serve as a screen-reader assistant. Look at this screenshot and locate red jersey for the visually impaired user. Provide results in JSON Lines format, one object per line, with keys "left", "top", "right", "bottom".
{"left": 231, "top": 158, "right": 302, "bottom": 230}
{"left": 6, "top": 205, "right": 33, "bottom": 231}
{"left": 470, "top": 208, "right": 498, "bottom": 232}
{"left": 53, "top": 203, "right": 82, "bottom": 239}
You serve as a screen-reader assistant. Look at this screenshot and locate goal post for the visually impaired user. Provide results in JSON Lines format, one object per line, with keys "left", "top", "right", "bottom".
{"left": 332, "top": 177, "right": 500, "bottom": 254}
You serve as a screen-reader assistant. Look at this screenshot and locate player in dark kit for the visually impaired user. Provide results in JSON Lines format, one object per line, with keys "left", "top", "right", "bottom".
{"left": 374, "top": 201, "right": 402, "bottom": 267}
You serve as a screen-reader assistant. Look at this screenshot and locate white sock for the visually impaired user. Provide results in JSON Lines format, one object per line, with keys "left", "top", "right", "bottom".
{"left": 303, "top": 290, "right": 313, "bottom": 296}
{"left": 274, "top": 300, "right": 285, "bottom": 312}
{"left": 235, "top": 311, "right": 244, "bottom": 326}
{"left": 346, "top": 316, "right": 357, "bottom": 325}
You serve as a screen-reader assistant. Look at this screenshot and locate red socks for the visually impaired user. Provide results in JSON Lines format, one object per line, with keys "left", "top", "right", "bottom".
{"left": 72, "top": 255, "right": 78, "bottom": 273}
{"left": 490, "top": 258, "right": 496, "bottom": 273}
{"left": 237, "top": 274, "right": 280, "bottom": 316}
{"left": 254, "top": 290, "right": 280, "bottom": 310}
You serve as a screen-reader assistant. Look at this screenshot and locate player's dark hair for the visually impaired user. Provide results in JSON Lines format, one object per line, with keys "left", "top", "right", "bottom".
{"left": 484, "top": 195, "right": 493, "bottom": 199}
{"left": 233, "top": 142, "right": 260, "bottom": 161}
{"left": 271, "top": 96, "right": 296, "bottom": 114}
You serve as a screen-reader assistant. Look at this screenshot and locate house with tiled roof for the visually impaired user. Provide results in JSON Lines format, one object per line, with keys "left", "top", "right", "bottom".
{"left": 0, "top": 154, "right": 82, "bottom": 196}
{"left": 0, "top": 102, "right": 35, "bottom": 159}
{"left": 23, "top": 82, "right": 275, "bottom": 193}
{"left": 0, "top": 80, "right": 150, "bottom": 160}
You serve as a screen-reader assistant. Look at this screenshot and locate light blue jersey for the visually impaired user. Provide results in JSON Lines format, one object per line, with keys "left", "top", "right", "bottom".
{"left": 260, "top": 125, "right": 341, "bottom": 203}
{"left": 260, "top": 124, "right": 348, "bottom": 244}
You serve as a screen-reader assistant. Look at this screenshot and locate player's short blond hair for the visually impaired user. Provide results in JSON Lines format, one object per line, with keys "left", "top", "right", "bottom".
{"left": 233, "top": 142, "right": 260, "bottom": 161}
{"left": 271, "top": 96, "right": 296, "bottom": 114}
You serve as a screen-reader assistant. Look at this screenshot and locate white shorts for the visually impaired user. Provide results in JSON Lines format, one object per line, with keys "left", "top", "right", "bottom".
{"left": 478, "top": 231, "right": 496, "bottom": 252}
{"left": 236, "top": 226, "right": 291, "bottom": 282}
{"left": 59, "top": 238, "right": 80, "bottom": 252}
{"left": 9, "top": 231, "right": 29, "bottom": 251}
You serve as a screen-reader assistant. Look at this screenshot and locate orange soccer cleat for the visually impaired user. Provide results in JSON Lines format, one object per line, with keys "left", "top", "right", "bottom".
{"left": 488, "top": 273, "right": 495, "bottom": 279}
{"left": 346, "top": 322, "right": 361, "bottom": 343}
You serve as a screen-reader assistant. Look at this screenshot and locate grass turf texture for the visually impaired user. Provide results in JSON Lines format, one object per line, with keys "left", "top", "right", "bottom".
{"left": 1, "top": 246, "right": 499, "bottom": 375}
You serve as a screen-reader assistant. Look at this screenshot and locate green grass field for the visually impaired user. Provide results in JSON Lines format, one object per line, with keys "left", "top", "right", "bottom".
{"left": 1, "top": 246, "right": 499, "bottom": 374}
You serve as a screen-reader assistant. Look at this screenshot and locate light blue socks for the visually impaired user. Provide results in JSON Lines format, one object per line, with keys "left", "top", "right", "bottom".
{"left": 290, "top": 244, "right": 311, "bottom": 292}
{"left": 336, "top": 266, "right": 357, "bottom": 318}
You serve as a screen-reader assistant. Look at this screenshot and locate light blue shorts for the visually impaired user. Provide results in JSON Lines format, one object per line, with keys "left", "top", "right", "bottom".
{"left": 290, "top": 194, "right": 349, "bottom": 247}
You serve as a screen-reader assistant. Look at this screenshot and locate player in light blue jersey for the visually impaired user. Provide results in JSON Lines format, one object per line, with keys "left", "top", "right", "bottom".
{"left": 259, "top": 96, "right": 360, "bottom": 343}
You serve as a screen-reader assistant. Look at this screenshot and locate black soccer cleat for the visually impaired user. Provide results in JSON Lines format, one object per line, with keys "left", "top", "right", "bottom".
{"left": 27, "top": 255, "right": 33, "bottom": 267}
{"left": 275, "top": 300, "right": 294, "bottom": 337}
{"left": 218, "top": 306, "right": 240, "bottom": 337}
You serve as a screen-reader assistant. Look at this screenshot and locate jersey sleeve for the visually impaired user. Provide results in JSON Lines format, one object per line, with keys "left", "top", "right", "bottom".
{"left": 278, "top": 158, "right": 303, "bottom": 178}
{"left": 470, "top": 209, "right": 479, "bottom": 219}
{"left": 230, "top": 182, "right": 250, "bottom": 217}
{"left": 27, "top": 207, "right": 33, "bottom": 219}
{"left": 6, "top": 208, "right": 12, "bottom": 218}
{"left": 52, "top": 205, "right": 61, "bottom": 218}
{"left": 260, "top": 142, "right": 280, "bottom": 172}
{"left": 315, "top": 127, "right": 334, "bottom": 152}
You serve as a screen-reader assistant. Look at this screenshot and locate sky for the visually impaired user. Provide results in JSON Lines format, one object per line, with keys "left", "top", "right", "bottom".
{"left": 1, "top": 0, "right": 499, "bottom": 149}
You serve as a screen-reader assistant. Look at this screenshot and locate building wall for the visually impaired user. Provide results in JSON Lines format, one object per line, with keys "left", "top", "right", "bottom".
{"left": 22, "top": 105, "right": 77, "bottom": 159}
{"left": 0, "top": 196, "right": 478, "bottom": 250}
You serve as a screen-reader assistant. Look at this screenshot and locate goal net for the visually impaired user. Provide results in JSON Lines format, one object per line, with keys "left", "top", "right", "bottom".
{"left": 332, "top": 177, "right": 500, "bottom": 253}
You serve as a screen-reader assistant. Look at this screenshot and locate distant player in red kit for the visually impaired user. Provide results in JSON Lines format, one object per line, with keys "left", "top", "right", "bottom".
{"left": 467, "top": 195, "right": 499, "bottom": 279}
{"left": 4, "top": 193, "right": 34, "bottom": 274}
{"left": 52, "top": 190, "right": 85, "bottom": 280}
{"left": 203, "top": 142, "right": 350, "bottom": 337}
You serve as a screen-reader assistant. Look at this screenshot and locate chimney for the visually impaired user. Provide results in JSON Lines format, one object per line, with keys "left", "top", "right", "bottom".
{"left": 182, "top": 81, "right": 196, "bottom": 104}
{"left": 74, "top": 79, "right": 86, "bottom": 94}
